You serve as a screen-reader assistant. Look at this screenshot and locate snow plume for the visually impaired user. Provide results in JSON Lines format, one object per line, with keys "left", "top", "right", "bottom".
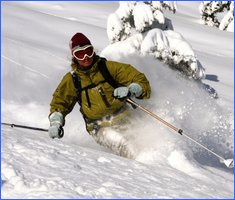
{"left": 107, "top": 1, "right": 204, "bottom": 80}
{"left": 100, "top": 50, "right": 233, "bottom": 169}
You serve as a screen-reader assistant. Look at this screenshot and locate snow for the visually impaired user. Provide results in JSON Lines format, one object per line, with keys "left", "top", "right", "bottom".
{"left": 106, "top": 2, "right": 205, "bottom": 80}
{"left": 133, "top": 2, "right": 155, "bottom": 32}
{"left": 1, "top": 1, "right": 234, "bottom": 199}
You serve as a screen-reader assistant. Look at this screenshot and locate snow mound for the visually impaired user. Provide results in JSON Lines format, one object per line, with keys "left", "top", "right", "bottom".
{"left": 102, "top": 29, "right": 205, "bottom": 80}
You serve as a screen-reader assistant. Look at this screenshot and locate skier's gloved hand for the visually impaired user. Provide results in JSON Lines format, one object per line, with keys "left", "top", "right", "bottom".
{"left": 48, "top": 112, "right": 64, "bottom": 139}
{"left": 113, "top": 83, "right": 143, "bottom": 99}
{"left": 113, "top": 87, "right": 129, "bottom": 99}
{"left": 128, "top": 83, "right": 143, "bottom": 98}
{"left": 48, "top": 124, "right": 64, "bottom": 139}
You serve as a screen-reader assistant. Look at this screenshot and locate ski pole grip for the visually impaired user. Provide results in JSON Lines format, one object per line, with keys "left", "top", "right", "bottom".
{"left": 58, "top": 127, "right": 64, "bottom": 138}
{"left": 126, "top": 98, "right": 138, "bottom": 109}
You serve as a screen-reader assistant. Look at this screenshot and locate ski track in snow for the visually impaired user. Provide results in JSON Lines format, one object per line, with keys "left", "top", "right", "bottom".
{"left": 2, "top": 55, "right": 49, "bottom": 79}
{"left": 3, "top": 36, "right": 70, "bottom": 63}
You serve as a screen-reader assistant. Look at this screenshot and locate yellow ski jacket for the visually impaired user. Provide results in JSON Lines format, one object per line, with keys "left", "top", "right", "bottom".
{"left": 50, "top": 56, "right": 151, "bottom": 120}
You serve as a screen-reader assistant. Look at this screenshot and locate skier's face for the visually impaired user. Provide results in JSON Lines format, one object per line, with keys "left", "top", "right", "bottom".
{"left": 73, "top": 45, "right": 94, "bottom": 68}
{"left": 77, "top": 55, "right": 94, "bottom": 68}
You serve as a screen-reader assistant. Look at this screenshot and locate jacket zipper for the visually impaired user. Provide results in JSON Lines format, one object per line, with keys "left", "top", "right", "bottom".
{"left": 98, "top": 87, "right": 111, "bottom": 108}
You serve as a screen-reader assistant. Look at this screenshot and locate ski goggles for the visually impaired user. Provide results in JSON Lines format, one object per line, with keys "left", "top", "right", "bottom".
{"left": 72, "top": 45, "right": 94, "bottom": 60}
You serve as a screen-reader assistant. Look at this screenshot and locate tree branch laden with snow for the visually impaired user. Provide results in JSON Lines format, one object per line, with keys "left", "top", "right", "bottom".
{"left": 199, "top": 1, "right": 233, "bottom": 32}
{"left": 107, "top": 1, "right": 205, "bottom": 80}
{"left": 133, "top": 2, "right": 155, "bottom": 33}
{"left": 219, "top": 1, "right": 234, "bottom": 32}
{"left": 107, "top": 1, "right": 176, "bottom": 44}
{"left": 141, "top": 29, "right": 205, "bottom": 80}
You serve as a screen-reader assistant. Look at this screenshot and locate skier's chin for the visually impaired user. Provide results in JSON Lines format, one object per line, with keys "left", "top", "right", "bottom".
{"left": 78, "top": 57, "right": 93, "bottom": 69}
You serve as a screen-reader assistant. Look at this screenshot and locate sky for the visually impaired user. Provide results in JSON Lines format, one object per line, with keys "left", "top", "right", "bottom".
{"left": 1, "top": 1, "right": 234, "bottom": 199}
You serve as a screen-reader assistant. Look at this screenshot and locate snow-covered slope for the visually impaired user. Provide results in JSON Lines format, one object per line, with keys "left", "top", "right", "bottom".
{"left": 1, "top": 2, "right": 234, "bottom": 198}
{"left": 2, "top": 126, "right": 233, "bottom": 198}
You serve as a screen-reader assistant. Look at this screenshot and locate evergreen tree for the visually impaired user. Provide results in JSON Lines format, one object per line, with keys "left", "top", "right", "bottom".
{"left": 106, "top": 1, "right": 205, "bottom": 80}
{"left": 199, "top": 1, "right": 233, "bottom": 32}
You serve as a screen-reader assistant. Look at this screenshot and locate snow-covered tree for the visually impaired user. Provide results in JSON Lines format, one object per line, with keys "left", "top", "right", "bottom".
{"left": 133, "top": 2, "right": 155, "bottom": 33}
{"left": 107, "top": 1, "right": 176, "bottom": 44}
{"left": 199, "top": 1, "right": 233, "bottom": 32}
{"left": 219, "top": 1, "right": 234, "bottom": 32}
{"left": 107, "top": 1, "right": 205, "bottom": 80}
{"left": 161, "top": 1, "right": 177, "bottom": 13}
{"left": 107, "top": 2, "right": 135, "bottom": 43}
{"left": 140, "top": 29, "right": 205, "bottom": 80}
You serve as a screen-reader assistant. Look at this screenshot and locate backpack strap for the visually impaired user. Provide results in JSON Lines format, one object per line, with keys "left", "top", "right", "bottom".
{"left": 71, "top": 57, "right": 118, "bottom": 107}
{"left": 71, "top": 71, "right": 82, "bottom": 105}
{"left": 98, "top": 57, "right": 119, "bottom": 89}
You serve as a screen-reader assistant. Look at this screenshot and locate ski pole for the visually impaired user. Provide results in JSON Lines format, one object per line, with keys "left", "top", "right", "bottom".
{"left": 1, "top": 122, "right": 48, "bottom": 132}
{"left": 127, "top": 98, "right": 234, "bottom": 168}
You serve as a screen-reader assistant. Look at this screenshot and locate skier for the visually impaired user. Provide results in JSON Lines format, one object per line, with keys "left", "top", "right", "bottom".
{"left": 48, "top": 32, "right": 151, "bottom": 158}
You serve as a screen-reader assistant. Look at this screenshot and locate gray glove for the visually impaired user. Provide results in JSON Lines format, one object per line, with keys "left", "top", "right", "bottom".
{"left": 113, "top": 86, "right": 129, "bottom": 99}
{"left": 113, "top": 83, "right": 143, "bottom": 99}
{"left": 48, "top": 112, "right": 64, "bottom": 139}
{"left": 128, "top": 83, "right": 143, "bottom": 98}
